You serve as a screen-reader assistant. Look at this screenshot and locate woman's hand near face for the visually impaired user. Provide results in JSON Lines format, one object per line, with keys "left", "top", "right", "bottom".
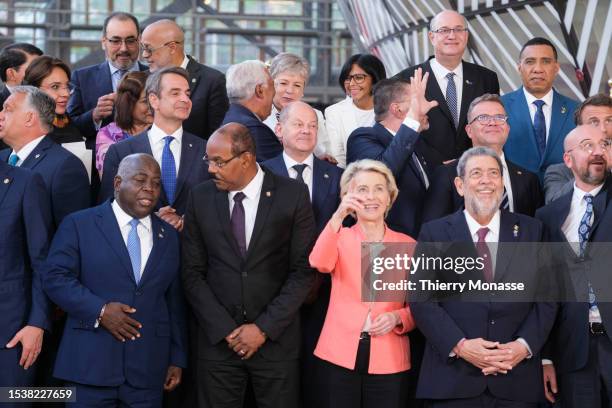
{"left": 329, "top": 192, "right": 364, "bottom": 232}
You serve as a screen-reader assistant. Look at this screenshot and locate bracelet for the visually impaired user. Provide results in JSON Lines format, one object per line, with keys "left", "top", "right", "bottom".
{"left": 94, "top": 304, "right": 107, "bottom": 328}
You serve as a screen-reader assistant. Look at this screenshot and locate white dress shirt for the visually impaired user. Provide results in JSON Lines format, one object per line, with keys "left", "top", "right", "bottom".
{"left": 148, "top": 123, "right": 182, "bottom": 173}
{"left": 499, "top": 153, "right": 515, "bottom": 212}
{"left": 561, "top": 183, "right": 604, "bottom": 254}
{"left": 430, "top": 58, "right": 463, "bottom": 119}
{"left": 10, "top": 135, "right": 46, "bottom": 166}
{"left": 112, "top": 200, "right": 153, "bottom": 277}
{"left": 282, "top": 152, "right": 314, "bottom": 200}
{"left": 108, "top": 61, "right": 140, "bottom": 92}
{"left": 228, "top": 165, "right": 265, "bottom": 249}
{"left": 523, "top": 88, "right": 553, "bottom": 142}
{"left": 180, "top": 55, "right": 189, "bottom": 69}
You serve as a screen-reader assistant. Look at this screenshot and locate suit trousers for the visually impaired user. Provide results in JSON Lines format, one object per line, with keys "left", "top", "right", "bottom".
{"left": 559, "top": 331, "right": 612, "bottom": 408}
{"left": 317, "top": 335, "right": 410, "bottom": 408}
{"left": 197, "top": 353, "right": 299, "bottom": 408}
{"left": 425, "top": 390, "right": 538, "bottom": 408}
{"left": 0, "top": 347, "right": 37, "bottom": 408}
{"left": 67, "top": 381, "right": 163, "bottom": 408}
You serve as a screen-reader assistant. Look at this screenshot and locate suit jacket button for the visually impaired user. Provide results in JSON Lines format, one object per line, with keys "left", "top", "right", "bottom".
{"left": 136, "top": 290, "right": 142, "bottom": 296}
{"left": 490, "top": 320, "right": 495, "bottom": 325}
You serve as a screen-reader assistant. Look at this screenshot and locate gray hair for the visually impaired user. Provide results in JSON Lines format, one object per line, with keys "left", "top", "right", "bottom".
{"left": 269, "top": 52, "right": 310, "bottom": 84}
{"left": 11, "top": 85, "right": 55, "bottom": 132}
{"left": 456, "top": 146, "right": 503, "bottom": 178}
{"left": 372, "top": 78, "right": 410, "bottom": 122}
{"left": 225, "top": 60, "right": 269, "bottom": 103}
{"left": 145, "top": 66, "right": 189, "bottom": 107}
{"left": 466, "top": 93, "right": 505, "bottom": 123}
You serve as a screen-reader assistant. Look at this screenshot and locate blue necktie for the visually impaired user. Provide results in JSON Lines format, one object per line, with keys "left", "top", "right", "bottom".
{"left": 127, "top": 218, "right": 141, "bottom": 284}
{"left": 8, "top": 153, "right": 19, "bottom": 166}
{"left": 578, "top": 194, "right": 599, "bottom": 319}
{"left": 445, "top": 72, "right": 458, "bottom": 128}
{"left": 161, "top": 136, "right": 177, "bottom": 204}
{"left": 533, "top": 100, "right": 546, "bottom": 158}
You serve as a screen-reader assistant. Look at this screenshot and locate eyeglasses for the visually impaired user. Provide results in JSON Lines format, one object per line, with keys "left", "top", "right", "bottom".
{"left": 344, "top": 74, "right": 369, "bottom": 84}
{"left": 40, "top": 83, "right": 75, "bottom": 94}
{"left": 467, "top": 169, "right": 502, "bottom": 180}
{"left": 431, "top": 27, "right": 468, "bottom": 36}
{"left": 140, "top": 41, "right": 180, "bottom": 55}
{"left": 105, "top": 36, "right": 139, "bottom": 48}
{"left": 469, "top": 114, "right": 508, "bottom": 125}
{"left": 203, "top": 151, "right": 247, "bottom": 168}
{"left": 586, "top": 118, "right": 612, "bottom": 128}
{"left": 566, "top": 139, "right": 612, "bottom": 155}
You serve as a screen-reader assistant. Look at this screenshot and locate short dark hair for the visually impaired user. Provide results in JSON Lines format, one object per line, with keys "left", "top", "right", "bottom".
{"left": 0, "top": 43, "right": 43, "bottom": 82}
{"left": 3, "top": 42, "right": 43, "bottom": 56}
{"left": 115, "top": 71, "right": 149, "bottom": 131}
{"left": 574, "top": 93, "right": 612, "bottom": 125}
{"left": 22, "top": 56, "right": 71, "bottom": 88}
{"left": 519, "top": 37, "right": 558, "bottom": 61}
{"left": 103, "top": 12, "right": 140, "bottom": 37}
{"left": 337, "top": 53, "right": 387, "bottom": 92}
{"left": 372, "top": 78, "right": 410, "bottom": 122}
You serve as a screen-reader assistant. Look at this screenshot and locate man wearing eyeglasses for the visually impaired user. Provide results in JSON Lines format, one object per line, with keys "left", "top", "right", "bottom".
{"left": 395, "top": 9, "right": 500, "bottom": 170}
{"left": 536, "top": 125, "right": 612, "bottom": 407}
{"left": 67, "top": 12, "right": 148, "bottom": 142}
{"left": 140, "top": 19, "right": 229, "bottom": 140}
{"left": 544, "top": 93, "right": 612, "bottom": 203}
{"left": 423, "top": 93, "right": 543, "bottom": 223}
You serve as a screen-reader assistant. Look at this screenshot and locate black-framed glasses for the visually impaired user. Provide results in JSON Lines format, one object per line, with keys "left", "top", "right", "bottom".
{"left": 566, "top": 139, "right": 612, "bottom": 154}
{"left": 344, "top": 74, "right": 369, "bottom": 84}
{"left": 140, "top": 41, "right": 180, "bottom": 55}
{"left": 469, "top": 114, "right": 508, "bottom": 125}
{"left": 105, "top": 36, "right": 139, "bottom": 47}
{"left": 431, "top": 27, "right": 468, "bottom": 36}
{"left": 203, "top": 151, "right": 247, "bottom": 168}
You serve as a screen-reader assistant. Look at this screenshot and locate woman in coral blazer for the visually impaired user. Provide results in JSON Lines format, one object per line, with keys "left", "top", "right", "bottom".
{"left": 310, "top": 159, "right": 416, "bottom": 408}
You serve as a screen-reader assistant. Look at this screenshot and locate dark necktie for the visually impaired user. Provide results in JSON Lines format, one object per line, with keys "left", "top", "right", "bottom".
{"left": 230, "top": 192, "right": 247, "bottom": 257}
{"left": 500, "top": 186, "right": 510, "bottom": 210}
{"left": 445, "top": 72, "right": 458, "bottom": 128}
{"left": 533, "top": 100, "right": 546, "bottom": 158}
{"left": 292, "top": 164, "right": 307, "bottom": 183}
{"left": 578, "top": 194, "right": 600, "bottom": 320}
{"left": 161, "top": 136, "right": 177, "bottom": 204}
{"left": 476, "top": 227, "right": 493, "bottom": 283}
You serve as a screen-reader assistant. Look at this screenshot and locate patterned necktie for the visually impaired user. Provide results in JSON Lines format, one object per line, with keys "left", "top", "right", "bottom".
{"left": 8, "top": 153, "right": 19, "bottom": 166}
{"left": 500, "top": 186, "right": 510, "bottom": 210}
{"left": 533, "top": 100, "right": 546, "bottom": 158}
{"left": 292, "top": 164, "right": 307, "bottom": 183}
{"left": 230, "top": 192, "right": 247, "bottom": 257}
{"left": 578, "top": 194, "right": 600, "bottom": 321}
{"left": 445, "top": 72, "right": 458, "bottom": 128}
{"left": 476, "top": 227, "right": 493, "bottom": 283}
{"left": 127, "top": 219, "right": 141, "bottom": 284}
{"left": 161, "top": 136, "right": 177, "bottom": 204}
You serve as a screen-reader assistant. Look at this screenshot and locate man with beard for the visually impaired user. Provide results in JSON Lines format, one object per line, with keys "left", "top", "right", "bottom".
{"left": 536, "top": 125, "right": 612, "bottom": 407}
{"left": 68, "top": 12, "right": 148, "bottom": 141}
{"left": 411, "top": 147, "right": 556, "bottom": 407}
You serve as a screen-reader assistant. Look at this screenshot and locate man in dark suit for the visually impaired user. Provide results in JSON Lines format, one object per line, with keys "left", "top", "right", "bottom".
{"left": 395, "top": 10, "right": 500, "bottom": 169}
{"left": 0, "top": 86, "right": 90, "bottom": 228}
{"left": 503, "top": 38, "right": 579, "bottom": 180}
{"left": 536, "top": 125, "right": 612, "bottom": 407}
{"left": 411, "top": 146, "right": 557, "bottom": 407}
{"left": 42, "top": 153, "right": 187, "bottom": 407}
{"left": 222, "top": 60, "right": 281, "bottom": 162}
{"left": 423, "top": 93, "right": 543, "bottom": 222}
{"left": 347, "top": 71, "right": 437, "bottom": 238}
{"left": 67, "top": 12, "right": 148, "bottom": 142}
{"left": 141, "top": 19, "right": 229, "bottom": 140}
{"left": 100, "top": 67, "right": 208, "bottom": 230}
{"left": 263, "top": 101, "right": 341, "bottom": 408}
{"left": 0, "top": 162, "right": 52, "bottom": 393}
{"left": 182, "top": 123, "right": 315, "bottom": 408}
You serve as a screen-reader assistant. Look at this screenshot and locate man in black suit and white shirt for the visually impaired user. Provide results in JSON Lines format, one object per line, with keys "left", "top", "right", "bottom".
{"left": 423, "top": 93, "right": 543, "bottom": 222}
{"left": 141, "top": 19, "right": 229, "bottom": 140}
{"left": 395, "top": 9, "right": 499, "bottom": 168}
{"left": 182, "top": 122, "right": 316, "bottom": 408}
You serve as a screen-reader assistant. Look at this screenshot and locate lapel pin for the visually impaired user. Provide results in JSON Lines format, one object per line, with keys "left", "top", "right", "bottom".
{"left": 517, "top": 170, "right": 522, "bottom": 175}
{"left": 513, "top": 224, "right": 519, "bottom": 238}
{"left": 158, "top": 233, "right": 164, "bottom": 238}
{"left": 324, "top": 173, "right": 329, "bottom": 179}
{"left": 35, "top": 154, "right": 40, "bottom": 159}
{"left": 465, "top": 79, "right": 473, "bottom": 85}
{"left": 561, "top": 106, "right": 567, "bottom": 114}
{"left": 161, "top": 227, "right": 165, "bottom": 233}
{"left": 266, "top": 191, "right": 271, "bottom": 197}
{"left": 3, "top": 178, "right": 9, "bottom": 184}
{"left": 192, "top": 78, "right": 196, "bottom": 83}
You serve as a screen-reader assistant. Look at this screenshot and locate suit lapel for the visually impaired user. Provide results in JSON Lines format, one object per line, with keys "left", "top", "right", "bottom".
{"left": 174, "top": 134, "right": 197, "bottom": 203}
{"left": 99, "top": 62, "right": 114, "bottom": 95}
{"left": 20, "top": 136, "right": 52, "bottom": 170}
{"left": 246, "top": 172, "right": 275, "bottom": 259}
{"left": 312, "top": 158, "right": 331, "bottom": 211}
{"left": 589, "top": 186, "right": 607, "bottom": 238}
{"left": 545, "top": 90, "right": 572, "bottom": 162}
{"left": 215, "top": 189, "right": 243, "bottom": 258}
{"left": 458, "top": 62, "right": 476, "bottom": 130}
{"left": 186, "top": 57, "right": 201, "bottom": 94}
{"left": 131, "top": 133, "right": 167, "bottom": 203}
{"left": 424, "top": 61, "right": 454, "bottom": 129}
{"left": 95, "top": 202, "right": 136, "bottom": 284}
{"left": 265, "top": 156, "right": 289, "bottom": 178}
{"left": 0, "top": 165, "right": 12, "bottom": 207}
{"left": 449, "top": 210, "right": 473, "bottom": 242}
{"left": 513, "top": 89, "right": 540, "bottom": 162}
{"left": 495, "top": 211, "right": 520, "bottom": 282}
{"left": 138, "top": 215, "right": 170, "bottom": 287}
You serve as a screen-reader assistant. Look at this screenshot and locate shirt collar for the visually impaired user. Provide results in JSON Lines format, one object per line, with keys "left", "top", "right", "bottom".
{"left": 464, "top": 208, "right": 501, "bottom": 238}
{"left": 111, "top": 199, "right": 152, "bottom": 232}
{"left": 523, "top": 87, "right": 554, "bottom": 107}
{"left": 572, "top": 182, "right": 604, "bottom": 202}
{"left": 108, "top": 61, "right": 138, "bottom": 75}
{"left": 13, "top": 135, "right": 46, "bottom": 161}
{"left": 430, "top": 58, "right": 463, "bottom": 80}
{"left": 149, "top": 123, "right": 183, "bottom": 145}
{"left": 229, "top": 164, "right": 265, "bottom": 202}
{"left": 180, "top": 55, "right": 189, "bottom": 69}
{"left": 282, "top": 151, "right": 314, "bottom": 170}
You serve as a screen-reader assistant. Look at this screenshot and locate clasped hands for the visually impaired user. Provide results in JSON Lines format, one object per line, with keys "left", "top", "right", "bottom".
{"left": 454, "top": 338, "right": 529, "bottom": 376}
{"left": 157, "top": 206, "right": 184, "bottom": 231}
{"left": 225, "top": 324, "right": 267, "bottom": 360}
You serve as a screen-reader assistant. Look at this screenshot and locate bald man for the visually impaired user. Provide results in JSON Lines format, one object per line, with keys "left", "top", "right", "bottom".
{"left": 536, "top": 125, "right": 612, "bottom": 407}
{"left": 395, "top": 9, "right": 499, "bottom": 169}
{"left": 43, "top": 153, "right": 187, "bottom": 407}
{"left": 141, "top": 19, "right": 229, "bottom": 139}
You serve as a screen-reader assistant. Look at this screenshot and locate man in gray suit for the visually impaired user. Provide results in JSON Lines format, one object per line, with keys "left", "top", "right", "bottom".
{"left": 544, "top": 93, "right": 611, "bottom": 203}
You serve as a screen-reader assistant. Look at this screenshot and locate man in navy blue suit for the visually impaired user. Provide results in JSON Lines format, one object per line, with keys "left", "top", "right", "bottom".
{"left": 0, "top": 86, "right": 90, "bottom": 228}
{"left": 221, "top": 60, "right": 281, "bottom": 162}
{"left": 411, "top": 147, "right": 557, "bottom": 407}
{"left": 536, "top": 125, "right": 612, "bottom": 407}
{"left": 42, "top": 153, "right": 187, "bottom": 407}
{"left": 0, "top": 161, "right": 52, "bottom": 392}
{"left": 263, "top": 101, "right": 342, "bottom": 408}
{"left": 347, "top": 70, "right": 437, "bottom": 238}
{"left": 67, "top": 12, "right": 148, "bottom": 142}
{"left": 100, "top": 67, "right": 208, "bottom": 231}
